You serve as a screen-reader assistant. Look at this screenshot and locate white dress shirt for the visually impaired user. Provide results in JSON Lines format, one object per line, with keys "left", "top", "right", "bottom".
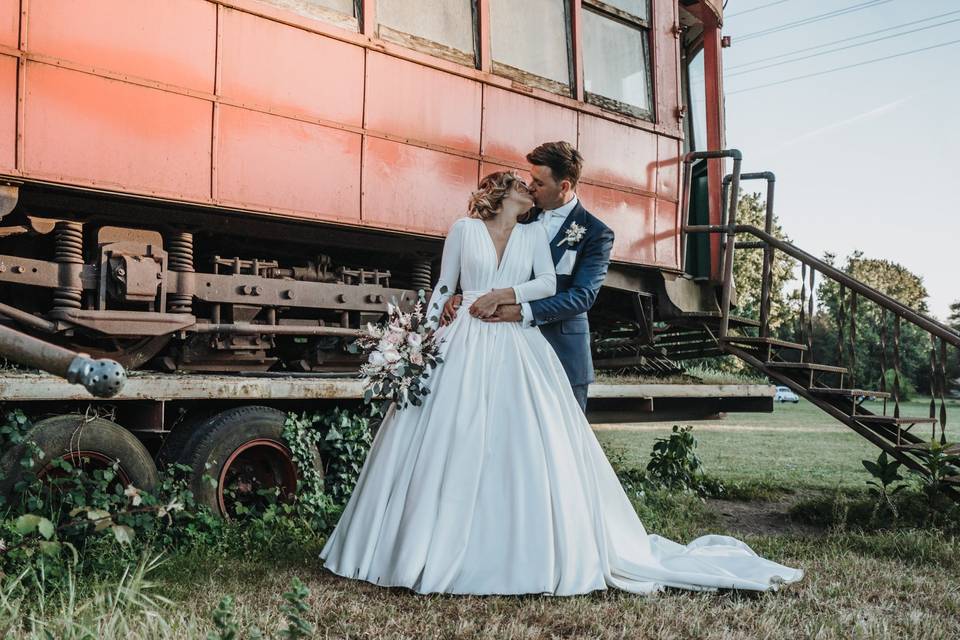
{"left": 515, "top": 194, "right": 579, "bottom": 327}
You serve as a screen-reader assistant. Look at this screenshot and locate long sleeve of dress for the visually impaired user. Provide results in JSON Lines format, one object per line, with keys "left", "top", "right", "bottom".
{"left": 425, "top": 218, "right": 466, "bottom": 329}
{"left": 512, "top": 225, "right": 557, "bottom": 304}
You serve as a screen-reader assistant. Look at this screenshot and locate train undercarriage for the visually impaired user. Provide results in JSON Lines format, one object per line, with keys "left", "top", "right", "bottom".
{"left": 0, "top": 181, "right": 707, "bottom": 378}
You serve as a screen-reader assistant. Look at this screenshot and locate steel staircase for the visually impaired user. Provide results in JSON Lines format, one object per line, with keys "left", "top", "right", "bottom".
{"left": 676, "top": 150, "right": 960, "bottom": 490}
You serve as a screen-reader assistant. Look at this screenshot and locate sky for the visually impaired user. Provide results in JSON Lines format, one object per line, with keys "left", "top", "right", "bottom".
{"left": 718, "top": 0, "right": 958, "bottom": 321}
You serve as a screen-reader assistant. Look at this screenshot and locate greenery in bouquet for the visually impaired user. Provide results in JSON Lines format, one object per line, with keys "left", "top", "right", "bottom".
{"left": 349, "top": 288, "right": 446, "bottom": 415}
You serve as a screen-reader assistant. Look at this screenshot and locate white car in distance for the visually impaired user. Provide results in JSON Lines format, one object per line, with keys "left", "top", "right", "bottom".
{"left": 774, "top": 386, "right": 800, "bottom": 403}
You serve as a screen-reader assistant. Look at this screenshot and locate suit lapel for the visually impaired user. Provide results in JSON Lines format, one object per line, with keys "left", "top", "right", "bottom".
{"left": 550, "top": 202, "right": 586, "bottom": 265}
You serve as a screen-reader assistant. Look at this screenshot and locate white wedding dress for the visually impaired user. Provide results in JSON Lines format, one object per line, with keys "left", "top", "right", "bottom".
{"left": 320, "top": 217, "right": 803, "bottom": 595}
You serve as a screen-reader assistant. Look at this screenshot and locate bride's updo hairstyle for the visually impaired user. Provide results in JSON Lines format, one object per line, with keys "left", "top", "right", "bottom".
{"left": 468, "top": 170, "right": 522, "bottom": 220}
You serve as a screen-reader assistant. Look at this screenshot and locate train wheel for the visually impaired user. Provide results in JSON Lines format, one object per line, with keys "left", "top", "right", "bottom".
{"left": 179, "top": 406, "right": 322, "bottom": 518}
{"left": 0, "top": 414, "right": 159, "bottom": 497}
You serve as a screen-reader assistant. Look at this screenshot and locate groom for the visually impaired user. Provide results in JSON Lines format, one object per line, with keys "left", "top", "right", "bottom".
{"left": 443, "top": 141, "right": 615, "bottom": 411}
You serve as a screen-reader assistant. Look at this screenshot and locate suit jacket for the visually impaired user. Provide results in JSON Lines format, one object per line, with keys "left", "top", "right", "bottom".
{"left": 522, "top": 201, "right": 615, "bottom": 387}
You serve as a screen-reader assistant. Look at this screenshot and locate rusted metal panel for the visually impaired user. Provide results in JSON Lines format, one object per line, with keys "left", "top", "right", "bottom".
{"left": 654, "top": 199, "right": 679, "bottom": 269}
{"left": 578, "top": 113, "right": 658, "bottom": 193}
{"left": 0, "top": 0, "right": 17, "bottom": 48}
{"left": 479, "top": 161, "right": 530, "bottom": 184}
{"left": 362, "top": 136, "right": 477, "bottom": 234}
{"left": 577, "top": 182, "right": 655, "bottom": 264}
{"left": 652, "top": 0, "right": 681, "bottom": 138}
{"left": 219, "top": 7, "right": 364, "bottom": 126}
{"left": 216, "top": 105, "right": 361, "bottom": 220}
{"left": 364, "top": 51, "right": 482, "bottom": 154}
{"left": 481, "top": 86, "right": 577, "bottom": 166}
{"left": 0, "top": 54, "right": 15, "bottom": 171}
{"left": 23, "top": 63, "right": 212, "bottom": 200}
{"left": 657, "top": 136, "right": 680, "bottom": 200}
{"left": 28, "top": 0, "right": 217, "bottom": 93}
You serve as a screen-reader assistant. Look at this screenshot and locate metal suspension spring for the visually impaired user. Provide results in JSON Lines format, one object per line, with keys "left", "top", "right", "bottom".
{"left": 167, "top": 232, "right": 194, "bottom": 314}
{"left": 53, "top": 221, "right": 83, "bottom": 310}
{"left": 410, "top": 258, "right": 432, "bottom": 293}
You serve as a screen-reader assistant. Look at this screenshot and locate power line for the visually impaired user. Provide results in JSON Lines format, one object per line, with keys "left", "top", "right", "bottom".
{"left": 728, "top": 38, "right": 960, "bottom": 94}
{"left": 725, "top": 17, "right": 960, "bottom": 78}
{"left": 726, "top": 0, "right": 797, "bottom": 19}
{"left": 736, "top": 0, "right": 895, "bottom": 42}
{"left": 728, "top": 9, "right": 960, "bottom": 70}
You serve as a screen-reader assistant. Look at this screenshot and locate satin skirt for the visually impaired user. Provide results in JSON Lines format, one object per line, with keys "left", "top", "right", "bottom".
{"left": 319, "top": 300, "right": 803, "bottom": 595}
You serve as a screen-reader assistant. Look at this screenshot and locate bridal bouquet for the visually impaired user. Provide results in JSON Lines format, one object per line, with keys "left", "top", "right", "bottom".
{"left": 349, "top": 289, "right": 446, "bottom": 415}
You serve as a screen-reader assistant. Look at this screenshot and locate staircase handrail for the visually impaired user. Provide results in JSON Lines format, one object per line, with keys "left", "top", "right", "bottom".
{"left": 683, "top": 222, "right": 960, "bottom": 348}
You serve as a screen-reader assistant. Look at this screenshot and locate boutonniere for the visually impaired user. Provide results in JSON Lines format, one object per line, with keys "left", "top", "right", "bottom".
{"left": 557, "top": 222, "right": 586, "bottom": 247}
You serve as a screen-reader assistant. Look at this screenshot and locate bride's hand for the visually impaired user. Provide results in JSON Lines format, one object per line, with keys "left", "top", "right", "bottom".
{"left": 468, "top": 292, "right": 501, "bottom": 319}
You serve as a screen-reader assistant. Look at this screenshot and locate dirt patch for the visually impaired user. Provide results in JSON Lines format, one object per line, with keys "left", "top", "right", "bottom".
{"left": 706, "top": 497, "right": 824, "bottom": 537}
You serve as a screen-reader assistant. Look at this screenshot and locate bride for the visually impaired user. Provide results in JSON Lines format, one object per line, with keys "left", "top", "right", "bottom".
{"left": 319, "top": 171, "right": 803, "bottom": 596}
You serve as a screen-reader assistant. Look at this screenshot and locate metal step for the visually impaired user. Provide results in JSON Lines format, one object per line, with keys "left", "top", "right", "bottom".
{"left": 856, "top": 415, "right": 939, "bottom": 426}
{"left": 766, "top": 361, "right": 848, "bottom": 374}
{"left": 722, "top": 335, "right": 808, "bottom": 351}
{"left": 673, "top": 312, "right": 762, "bottom": 328}
{"left": 809, "top": 387, "right": 892, "bottom": 399}
{"left": 895, "top": 442, "right": 960, "bottom": 454}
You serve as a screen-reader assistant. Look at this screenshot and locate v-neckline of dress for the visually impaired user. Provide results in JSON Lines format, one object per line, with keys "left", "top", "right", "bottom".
{"left": 480, "top": 219, "right": 519, "bottom": 272}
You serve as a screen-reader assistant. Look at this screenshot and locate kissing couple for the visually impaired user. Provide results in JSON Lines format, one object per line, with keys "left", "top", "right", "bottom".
{"left": 320, "top": 141, "right": 803, "bottom": 596}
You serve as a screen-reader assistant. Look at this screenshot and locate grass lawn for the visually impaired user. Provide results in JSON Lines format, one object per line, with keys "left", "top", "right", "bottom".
{"left": 10, "top": 397, "right": 960, "bottom": 639}
{"left": 594, "top": 397, "right": 955, "bottom": 493}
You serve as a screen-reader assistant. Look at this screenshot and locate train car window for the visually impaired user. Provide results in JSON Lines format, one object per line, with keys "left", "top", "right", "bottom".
{"left": 687, "top": 48, "right": 707, "bottom": 151}
{"left": 262, "top": 0, "right": 359, "bottom": 30}
{"left": 596, "top": 0, "right": 648, "bottom": 22}
{"left": 582, "top": 0, "right": 652, "bottom": 120}
{"left": 377, "top": 0, "right": 477, "bottom": 67}
{"left": 489, "top": 0, "right": 572, "bottom": 95}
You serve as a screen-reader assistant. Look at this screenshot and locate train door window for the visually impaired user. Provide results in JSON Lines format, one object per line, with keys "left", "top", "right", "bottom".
{"left": 263, "top": 0, "right": 359, "bottom": 30}
{"left": 377, "top": 0, "right": 477, "bottom": 66}
{"left": 489, "top": 0, "right": 572, "bottom": 95}
{"left": 686, "top": 48, "right": 707, "bottom": 152}
{"left": 581, "top": 0, "right": 652, "bottom": 120}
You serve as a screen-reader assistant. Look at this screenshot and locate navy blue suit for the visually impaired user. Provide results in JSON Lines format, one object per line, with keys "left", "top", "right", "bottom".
{"left": 523, "top": 202, "right": 615, "bottom": 410}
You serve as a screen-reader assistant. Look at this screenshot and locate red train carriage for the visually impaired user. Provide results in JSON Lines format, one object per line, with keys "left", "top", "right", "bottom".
{"left": 0, "top": 0, "right": 748, "bottom": 513}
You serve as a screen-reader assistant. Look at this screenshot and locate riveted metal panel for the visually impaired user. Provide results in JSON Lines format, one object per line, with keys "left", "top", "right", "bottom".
{"left": 364, "top": 51, "right": 482, "bottom": 153}
{"left": 0, "top": 55, "right": 15, "bottom": 171}
{"left": 219, "top": 7, "right": 364, "bottom": 126}
{"left": 479, "top": 161, "right": 531, "bottom": 185}
{"left": 481, "top": 86, "right": 577, "bottom": 165}
{"left": 578, "top": 113, "right": 658, "bottom": 193}
{"left": 28, "top": 0, "right": 216, "bottom": 93}
{"left": 362, "top": 137, "right": 478, "bottom": 234}
{"left": 0, "top": 0, "right": 17, "bottom": 49}
{"left": 654, "top": 199, "right": 679, "bottom": 269}
{"left": 217, "top": 105, "right": 361, "bottom": 220}
{"left": 577, "top": 182, "right": 655, "bottom": 265}
{"left": 23, "top": 63, "right": 212, "bottom": 199}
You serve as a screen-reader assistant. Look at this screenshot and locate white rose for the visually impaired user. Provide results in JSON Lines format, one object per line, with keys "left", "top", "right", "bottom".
{"left": 368, "top": 351, "right": 386, "bottom": 367}
{"left": 406, "top": 333, "right": 423, "bottom": 349}
{"left": 383, "top": 347, "right": 401, "bottom": 363}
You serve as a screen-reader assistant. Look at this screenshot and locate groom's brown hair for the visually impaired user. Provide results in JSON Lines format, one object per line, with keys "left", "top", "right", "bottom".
{"left": 526, "top": 141, "right": 583, "bottom": 187}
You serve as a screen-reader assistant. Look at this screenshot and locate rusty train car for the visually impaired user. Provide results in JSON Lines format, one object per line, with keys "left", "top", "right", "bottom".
{"left": 0, "top": 0, "right": 737, "bottom": 513}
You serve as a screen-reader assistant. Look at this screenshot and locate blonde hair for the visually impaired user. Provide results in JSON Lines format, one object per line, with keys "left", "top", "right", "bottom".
{"left": 468, "top": 171, "right": 522, "bottom": 220}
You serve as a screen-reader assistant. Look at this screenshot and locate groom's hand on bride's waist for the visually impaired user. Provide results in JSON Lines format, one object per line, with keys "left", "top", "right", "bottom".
{"left": 481, "top": 304, "right": 521, "bottom": 323}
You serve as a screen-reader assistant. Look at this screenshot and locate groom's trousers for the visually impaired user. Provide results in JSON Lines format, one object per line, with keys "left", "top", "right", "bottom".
{"left": 572, "top": 384, "right": 588, "bottom": 413}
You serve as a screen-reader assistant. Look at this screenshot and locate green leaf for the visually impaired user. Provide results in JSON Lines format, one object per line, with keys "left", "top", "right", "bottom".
{"left": 15, "top": 514, "right": 42, "bottom": 535}
{"left": 38, "top": 541, "right": 61, "bottom": 558}
{"left": 112, "top": 524, "right": 134, "bottom": 545}
{"left": 37, "top": 517, "right": 55, "bottom": 540}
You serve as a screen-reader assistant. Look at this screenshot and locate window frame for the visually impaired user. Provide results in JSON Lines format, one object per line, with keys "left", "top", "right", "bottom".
{"left": 374, "top": 0, "right": 481, "bottom": 68}
{"left": 580, "top": 0, "right": 654, "bottom": 121}
{"left": 488, "top": 0, "right": 576, "bottom": 98}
